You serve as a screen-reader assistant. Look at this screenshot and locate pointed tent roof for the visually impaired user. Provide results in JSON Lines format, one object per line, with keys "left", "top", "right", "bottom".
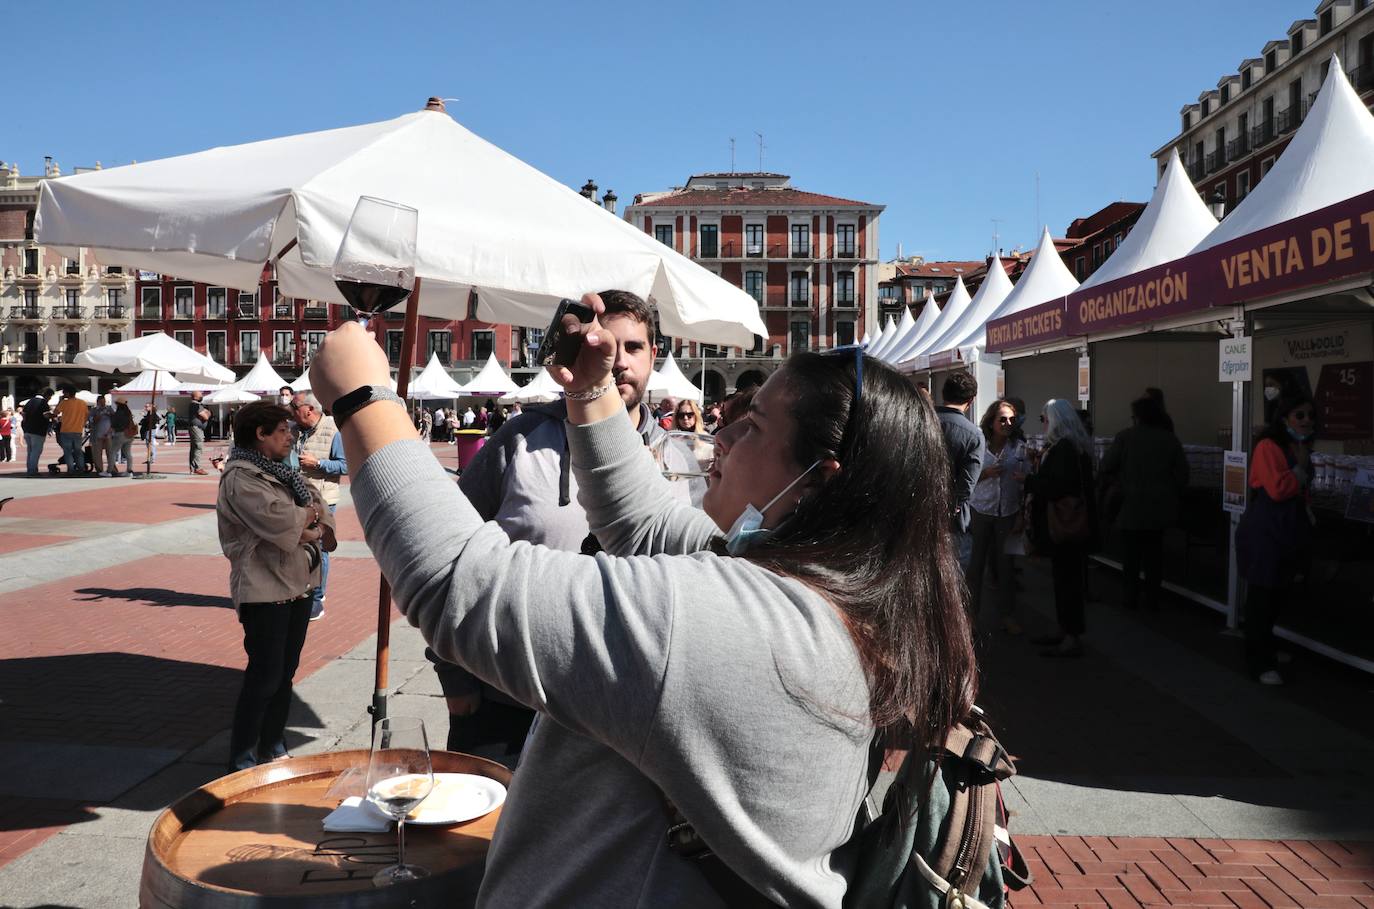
{"left": 234, "top": 354, "right": 293, "bottom": 394}
{"left": 967, "top": 228, "right": 1078, "bottom": 347}
{"left": 882, "top": 291, "right": 943, "bottom": 364}
{"left": 1196, "top": 55, "right": 1374, "bottom": 251}
{"left": 459, "top": 353, "right": 521, "bottom": 397}
{"left": 407, "top": 352, "right": 468, "bottom": 400}
{"left": 289, "top": 372, "right": 312, "bottom": 392}
{"left": 500, "top": 368, "right": 563, "bottom": 404}
{"left": 870, "top": 307, "right": 915, "bottom": 359}
{"left": 901, "top": 274, "right": 977, "bottom": 361}
{"left": 113, "top": 369, "right": 185, "bottom": 394}
{"left": 648, "top": 352, "right": 704, "bottom": 403}
{"left": 917, "top": 265, "right": 1013, "bottom": 359}
{"left": 206, "top": 386, "right": 262, "bottom": 404}
{"left": 868, "top": 316, "right": 898, "bottom": 358}
{"left": 1080, "top": 149, "right": 1217, "bottom": 289}
{"left": 860, "top": 327, "right": 873, "bottom": 348}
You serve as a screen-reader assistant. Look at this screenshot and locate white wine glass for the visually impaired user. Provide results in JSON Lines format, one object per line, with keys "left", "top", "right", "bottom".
{"left": 365, "top": 715, "right": 434, "bottom": 887}
{"left": 332, "top": 196, "right": 418, "bottom": 327}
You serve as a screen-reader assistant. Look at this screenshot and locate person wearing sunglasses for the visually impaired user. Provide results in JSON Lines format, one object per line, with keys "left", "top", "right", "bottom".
{"left": 673, "top": 399, "right": 703, "bottom": 432}
{"left": 307, "top": 295, "right": 975, "bottom": 907}
{"left": 968, "top": 399, "right": 1031, "bottom": 634}
{"left": 1236, "top": 393, "right": 1317, "bottom": 685}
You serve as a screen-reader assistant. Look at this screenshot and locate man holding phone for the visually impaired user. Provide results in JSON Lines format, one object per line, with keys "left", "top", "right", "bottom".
{"left": 428, "top": 289, "right": 691, "bottom": 764}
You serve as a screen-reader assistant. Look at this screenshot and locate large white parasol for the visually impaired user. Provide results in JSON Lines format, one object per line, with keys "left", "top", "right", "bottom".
{"left": 34, "top": 100, "right": 766, "bottom": 348}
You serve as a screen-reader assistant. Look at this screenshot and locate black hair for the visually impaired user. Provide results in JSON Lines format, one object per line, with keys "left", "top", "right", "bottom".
{"left": 232, "top": 401, "right": 291, "bottom": 450}
{"left": 1130, "top": 395, "right": 1170, "bottom": 429}
{"left": 749, "top": 352, "right": 977, "bottom": 749}
{"left": 941, "top": 369, "right": 978, "bottom": 406}
{"left": 1257, "top": 392, "right": 1318, "bottom": 447}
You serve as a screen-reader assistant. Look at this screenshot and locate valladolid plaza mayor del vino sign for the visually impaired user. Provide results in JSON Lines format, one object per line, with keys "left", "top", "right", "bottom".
{"left": 985, "top": 187, "right": 1374, "bottom": 353}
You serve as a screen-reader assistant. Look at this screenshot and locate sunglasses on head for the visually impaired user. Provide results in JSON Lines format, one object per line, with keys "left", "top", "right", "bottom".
{"left": 821, "top": 344, "right": 865, "bottom": 405}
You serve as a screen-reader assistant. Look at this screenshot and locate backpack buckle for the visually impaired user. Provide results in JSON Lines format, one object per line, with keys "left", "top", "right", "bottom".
{"left": 962, "top": 734, "right": 1009, "bottom": 780}
{"left": 666, "top": 819, "right": 715, "bottom": 860}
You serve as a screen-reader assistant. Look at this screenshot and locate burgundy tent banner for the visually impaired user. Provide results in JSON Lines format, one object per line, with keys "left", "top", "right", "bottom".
{"left": 985, "top": 298, "right": 1069, "bottom": 353}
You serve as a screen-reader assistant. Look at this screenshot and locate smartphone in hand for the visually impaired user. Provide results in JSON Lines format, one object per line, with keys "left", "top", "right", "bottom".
{"left": 534, "top": 299, "right": 596, "bottom": 367}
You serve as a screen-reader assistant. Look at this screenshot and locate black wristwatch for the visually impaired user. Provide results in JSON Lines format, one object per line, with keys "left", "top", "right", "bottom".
{"left": 330, "top": 385, "right": 405, "bottom": 427}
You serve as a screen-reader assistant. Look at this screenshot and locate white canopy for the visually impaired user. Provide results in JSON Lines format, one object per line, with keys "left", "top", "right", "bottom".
{"left": 1080, "top": 148, "right": 1217, "bottom": 288}
{"left": 884, "top": 289, "right": 947, "bottom": 364}
{"left": 233, "top": 354, "right": 293, "bottom": 394}
{"left": 901, "top": 274, "right": 978, "bottom": 362}
{"left": 919, "top": 259, "right": 1017, "bottom": 360}
{"left": 870, "top": 307, "right": 915, "bottom": 360}
{"left": 407, "top": 352, "right": 468, "bottom": 400}
{"left": 867, "top": 316, "right": 898, "bottom": 359}
{"left": 35, "top": 105, "right": 766, "bottom": 348}
{"left": 206, "top": 386, "right": 262, "bottom": 404}
{"left": 73, "top": 332, "right": 235, "bottom": 384}
{"left": 113, "top": 369, "right": 185, "bottom": 395}
{"left": 1196, "top": 55, "right": 1374, "bottom": 251}
{"left": 648, "top": 353, "right": 704, "bottom": 403}
{"left": 860, "top": 327, "right": 874, "bottom": 348}
{"left": 459, "top": 353, "right": 520, "bottom": 398}
{"left": 970, "top": 229, "right": 1078, "bottom": 343}
{"left": 50, "top": 390, "right": 99, "bottom": 406}
{"left": 288, "top": 372, "right": 313, "bottom": 392}
{"left": 500, "top": 368, "right": 563, "bottom": 405}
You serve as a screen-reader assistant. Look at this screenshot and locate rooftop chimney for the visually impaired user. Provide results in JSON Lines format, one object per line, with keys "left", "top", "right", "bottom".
{"left": 579, "top": 179, "right": 598, "bottom": 203}
{"left": 602, "top": 189, "right": 617, "bottom": 215}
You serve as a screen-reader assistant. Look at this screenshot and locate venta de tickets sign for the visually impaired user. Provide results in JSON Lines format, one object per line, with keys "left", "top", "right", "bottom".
{"left": 985, "top": 186, "right": 1374, "bottom": 351}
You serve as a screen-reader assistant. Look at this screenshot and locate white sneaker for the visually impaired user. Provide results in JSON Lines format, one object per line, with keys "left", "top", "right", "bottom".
{"left": 1258, "top": 670, "right": 1284, "bottom": 686}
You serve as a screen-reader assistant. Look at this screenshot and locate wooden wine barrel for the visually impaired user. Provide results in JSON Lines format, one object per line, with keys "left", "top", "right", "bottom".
{"left": 140, "top": 750, "right": 512, "bottom": 908}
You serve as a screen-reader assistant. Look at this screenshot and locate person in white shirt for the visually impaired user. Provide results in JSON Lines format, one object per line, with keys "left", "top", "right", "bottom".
{"left": 967, "top": 398, "right": 1030, "bottom": 635}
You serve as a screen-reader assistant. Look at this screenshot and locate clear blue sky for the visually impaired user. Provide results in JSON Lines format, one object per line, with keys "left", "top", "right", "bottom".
{"left": 8, "top": 0, "right": 1306, "bottom": 263}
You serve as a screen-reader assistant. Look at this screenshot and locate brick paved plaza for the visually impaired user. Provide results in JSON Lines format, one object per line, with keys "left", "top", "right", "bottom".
{"left": 0, "top": 441, "right": 1371, "bottom": 907}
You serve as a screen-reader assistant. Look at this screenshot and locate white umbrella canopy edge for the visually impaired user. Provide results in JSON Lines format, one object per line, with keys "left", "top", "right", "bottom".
{"left": 73, "top": 332, "right": 235, "bottom": 384}
{"left": 37, "top": 106, "right": 766, "bottom": 347}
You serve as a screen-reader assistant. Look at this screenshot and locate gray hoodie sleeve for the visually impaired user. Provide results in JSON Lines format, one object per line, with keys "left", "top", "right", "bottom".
{"left": 568, "top": 418, "right": 722, "bottom": 557}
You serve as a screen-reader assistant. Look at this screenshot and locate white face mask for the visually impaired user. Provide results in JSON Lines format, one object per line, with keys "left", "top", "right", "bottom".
{"left": 724, "top": 460, "right": 822, "bottom": 556}
{"left": 280, "top": 394, "right": 293, "bottom": 405}
{"left": 1263, "top": 386, "right": 1280, "bottom": 401}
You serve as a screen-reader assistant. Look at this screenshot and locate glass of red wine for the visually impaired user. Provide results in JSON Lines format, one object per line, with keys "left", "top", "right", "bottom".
{"left": 333, "top": 196, "right": 418, "bottom": 327}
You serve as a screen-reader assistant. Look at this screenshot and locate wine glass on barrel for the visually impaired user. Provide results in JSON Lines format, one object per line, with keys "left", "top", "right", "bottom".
{"left": 332, "top": 196, "right": 418, "bottom": 327}
{"left": 365, "top": 715, "right": 435, "bottom": 887}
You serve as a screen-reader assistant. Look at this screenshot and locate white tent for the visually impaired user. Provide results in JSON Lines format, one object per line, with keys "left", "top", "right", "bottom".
{"left": 113, "top": 369, "right": 185, "bottom": 395}
{"left": 918, "top": 260, "right": 1017, "bottom": 361}
{"left": 1080, "top": 148, "right": 1217, "bottom": 288}
{"left": 867, "top": 316, "right": 898, "bottom": 359}
{"left": 49, "top": 390, "right": 99, "bottom": 406}
{"left": 1196, "top": 56, "right": 1374, "bottom": 251}
{"left": 459, "top": 353, "right": 520, "bottom": 398}
{"left": 206, "top": 386, "right": 261, "bottom": 404}
{"left": 231, "top": 354, "right": 293, "bottom": 395}
{"left": 965, "top": 228, "right": 1078, "bottom": 347}
{"left": 648, "top": 353, "right": 704, "bottom": 403}
{"left": 860, "top": 327, "right": 874, "bottom": 348}
{"left": 35, "top": 104, "right": 766, "bottom": 348}
{"left": 74, "top": 332, "right": 235, "bottom": 385}
{"left": 289, "top": 372, "right": 313, "bottom": 392}
{"left": 407, "top": 352, "right": 468, "bottom": 400}
{"left": 870, "top": 307, "right": 915, "bottom": 360}
{"left": 901, "top": 274, "right": 979, "bottom": 363}
{"left": 882, "top": 290, "right": 944, "bottom": 364}
{"left": 500, "top": 368, "right": 563, "bottom": 405}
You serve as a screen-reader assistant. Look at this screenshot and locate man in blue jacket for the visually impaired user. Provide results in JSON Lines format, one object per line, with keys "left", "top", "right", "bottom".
{"left": 936, "top": 370, "right": 985, "bottom": 574}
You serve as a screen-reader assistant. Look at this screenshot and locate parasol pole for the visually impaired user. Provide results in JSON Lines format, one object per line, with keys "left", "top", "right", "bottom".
{"left": 370, "top": 275, "right": 423, "bottom": 729}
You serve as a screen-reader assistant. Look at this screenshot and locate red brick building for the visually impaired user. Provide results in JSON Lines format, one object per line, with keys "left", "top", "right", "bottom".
{"left": 625, "top": 172, "right": 883, "bottom": 397}
{"left": 878, "top": 260, "right": 984, "bottom": 322}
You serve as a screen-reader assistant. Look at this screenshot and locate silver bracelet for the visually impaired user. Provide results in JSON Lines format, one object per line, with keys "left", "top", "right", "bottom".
{"left": 564, "top": 382, "right": 615, "bottom": 402}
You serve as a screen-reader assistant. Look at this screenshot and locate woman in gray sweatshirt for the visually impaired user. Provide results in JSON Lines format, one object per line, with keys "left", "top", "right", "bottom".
{"left": 312, "top": 301, "right": 977, "bottom": 908}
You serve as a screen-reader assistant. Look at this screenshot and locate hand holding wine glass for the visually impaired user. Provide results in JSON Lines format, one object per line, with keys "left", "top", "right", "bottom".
{"left": 333, "top": 196, "right": 418, "bottom": 327}
{"left": 365, "top": 716, "right": 434, "bottom": 887}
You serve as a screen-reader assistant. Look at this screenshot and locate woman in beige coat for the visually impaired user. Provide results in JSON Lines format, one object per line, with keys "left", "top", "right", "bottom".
{"left": 217, "top": 401, "right": 336, "bottom": 772}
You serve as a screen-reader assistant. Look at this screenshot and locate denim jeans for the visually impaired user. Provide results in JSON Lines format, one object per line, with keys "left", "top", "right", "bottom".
{"left": 310, "top": 504, "right": 337, "bottom": 617}
{"left": 25, "top": 433, "right": 45, "bottom": 474}
{"left": 58, "top": 432, "right": 85, "bottom": 472}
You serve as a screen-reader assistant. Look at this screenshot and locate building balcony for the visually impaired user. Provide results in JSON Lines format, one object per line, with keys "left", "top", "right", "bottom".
{"left": 234, "top": 305, "right": 257, "bottom": 319}
{"left": 271, "top": 351, "right": 296, "bottom": 367}
{"left": 302, "top": 305, "right": 328, "bottom": 320}
{"left": 832, "top": 296, "right": 858, "bottom": 309}
{"left": 3, "top": 350, "right": 44, "bottom": 364}
{"left": 1250, "top": 119, "right": 1277, "bottom": 149}
{"left": 93, "top": 305, "right": 130, "bottom": 320}
{"left": 1187, "top": 160, "right": 1205, "bottom": 182}
{"left": 1204, "top": 149, "right": 1226, "bottom": 174}
{"left": 273, "top": 303, "right": 294, "bottom": 319}
{"left": 16, "top": 269, "right": 42, "bottom": 284}
{"left": 8, "top": 306, "right": 46, "bottom": 322}
{"left": 205, "top": 307, "right": 228, "bottom": 321}
{"left": 51, "top": 306, "right": 90, "bottom": 322}
{"left": 1226, "top": 135, "right": 1250, "bottom": 160}
{"left": 1350, "top": 62, "right": 1374, "bottom": 93}
{"left": 235, "top": 352, "right": 260, "bottom": 366}
{"left": 832, "top": 246, "right": 857, "bottom": 259}
{"left": 171, "top": 309, "right": 194, "bottom": 321}
{"left": 1277, "top": 102, "right": 1306, "bottom": 134}
{"left": 138, "top": 307, "right": 164, "bottom": 321}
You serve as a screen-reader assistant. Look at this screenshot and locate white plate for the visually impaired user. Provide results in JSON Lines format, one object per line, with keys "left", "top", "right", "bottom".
{"left": 406, "top": 773, "right": 507, "bottom": 826}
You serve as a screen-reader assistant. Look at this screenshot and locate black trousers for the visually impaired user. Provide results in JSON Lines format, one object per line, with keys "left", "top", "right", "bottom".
{"left": 448, "top": 701, "right": 535, "bottom": 769}
{"left": 1244, "top": 584, "right": 1285, "bottom": 677}
{"left": 1120, "top": 528, "right": 1164, "bottom": 607}
{"left": 230, "top": 595, "right": 312, "bottom": 770}
{"left": 0, "top": 436, "right": 10, "bottom": 461}
{"left": 1051, "top": 545, "right": 1087, "bottom": 636}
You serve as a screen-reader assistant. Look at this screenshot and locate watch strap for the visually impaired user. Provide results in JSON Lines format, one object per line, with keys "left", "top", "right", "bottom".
{"left": 332, "top": 385, "right": 405, "bottom": 426}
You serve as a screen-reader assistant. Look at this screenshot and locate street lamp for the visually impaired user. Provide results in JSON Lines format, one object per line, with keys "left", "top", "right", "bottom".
{"left": 1209, "top": 188, "right": 1227, "bottom": 221}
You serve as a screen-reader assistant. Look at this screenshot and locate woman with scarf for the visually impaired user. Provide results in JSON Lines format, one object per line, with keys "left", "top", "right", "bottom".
{"left": 216, "top": 401, "right": 336, "bottom": 771}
